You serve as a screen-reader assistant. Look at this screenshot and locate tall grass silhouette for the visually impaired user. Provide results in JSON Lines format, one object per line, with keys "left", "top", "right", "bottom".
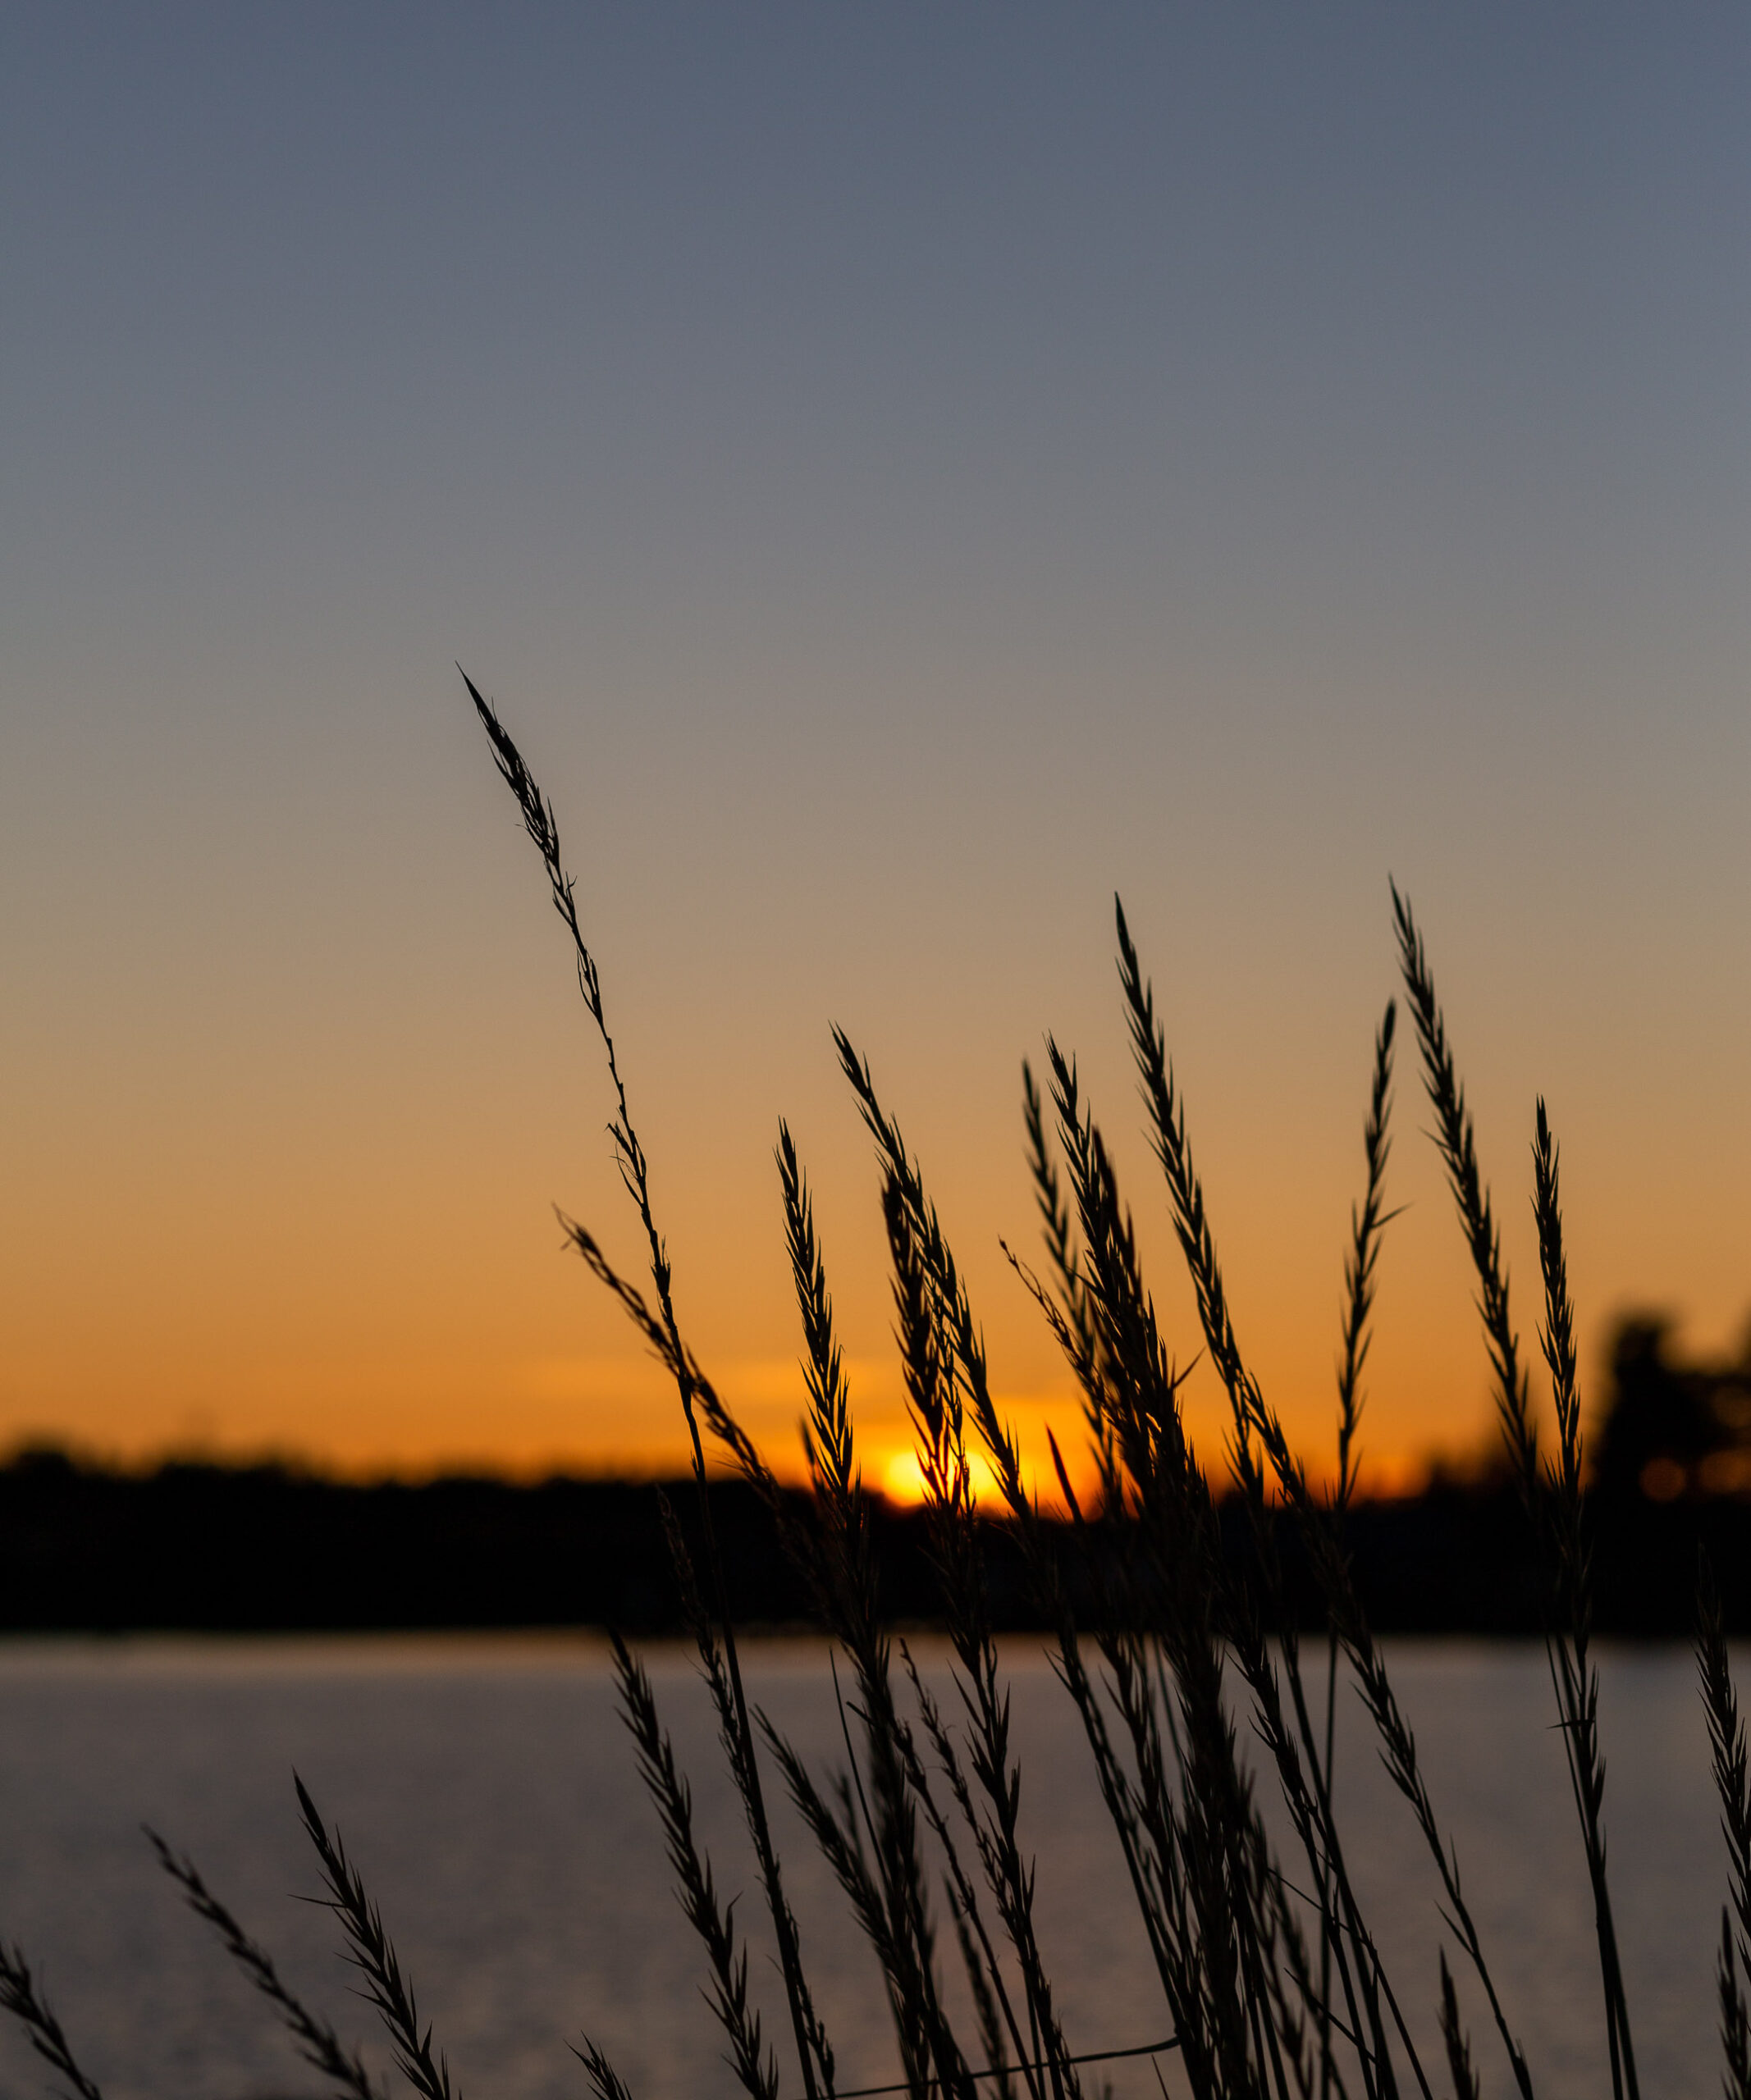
{"left": 0, "top": 671, "right": 1741, "bottom": 2098}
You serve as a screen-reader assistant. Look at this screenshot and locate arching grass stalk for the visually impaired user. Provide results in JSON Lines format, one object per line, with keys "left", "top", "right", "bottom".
{"left": 464, "top": 669, "right": 829, "bottom": 2100}
{"left": 1393, "top": 885, "right": 1635, "bottom": 2100}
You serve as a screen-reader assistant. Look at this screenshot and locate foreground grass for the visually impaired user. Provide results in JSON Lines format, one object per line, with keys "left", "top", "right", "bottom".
{"left": 2, "top": 673, "right": 1746, "bottom": 2100}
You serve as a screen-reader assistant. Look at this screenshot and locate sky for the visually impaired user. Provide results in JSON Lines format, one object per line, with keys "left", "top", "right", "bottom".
{"left": 4, "top": 3, "right": 1748, "bottom": 1496}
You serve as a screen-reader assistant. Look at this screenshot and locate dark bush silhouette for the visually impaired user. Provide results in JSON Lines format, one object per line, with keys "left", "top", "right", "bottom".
{"left": 1593, "top": 1315, "right": 1751, "bottom": 1504}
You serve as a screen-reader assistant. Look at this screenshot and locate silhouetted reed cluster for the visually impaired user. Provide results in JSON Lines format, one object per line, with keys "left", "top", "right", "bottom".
{"left": 3, "top": 674, "right": 1745, "bottom": 2100}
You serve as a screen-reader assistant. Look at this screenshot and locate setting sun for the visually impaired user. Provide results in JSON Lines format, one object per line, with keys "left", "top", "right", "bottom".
{"left": 880, "top": 1446, "right": 1008, "bottom": 1510}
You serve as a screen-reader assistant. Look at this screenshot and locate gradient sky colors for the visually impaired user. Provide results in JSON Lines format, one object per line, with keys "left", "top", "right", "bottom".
{"left": 5, "top": 5, "right": 1748, "bottom": 1495}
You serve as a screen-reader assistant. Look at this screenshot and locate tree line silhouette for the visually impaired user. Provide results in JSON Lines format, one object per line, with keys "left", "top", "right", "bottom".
{"left": 2, "top": 1313, "right": 1747, "bottom": 1637}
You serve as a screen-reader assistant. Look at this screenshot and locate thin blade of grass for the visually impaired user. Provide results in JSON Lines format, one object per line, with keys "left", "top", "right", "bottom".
{"left": 1437, "top": 1955, "right": 1479, "bottom": 2100}
{"left": 1321, "top": 1001, "right": 1397, "bottom": 2100}
{"left": 1531, "top": 1099, "right": 1636, "bottom": 2100}
{"left": 572, "top": 2038, "right": 638, "bottom": 2100}
{"left": 610, "top": 1633, "right": 782, "bottom": 2100}
{"left": 294, "top": 1774, "right": 456, "bottom": 2100}
{"left": 145, "top": 1827, "right": 381, "bottom": 2100}
{"left": 0, "top": 1942, "right": 105, "bottom": 2100}
{"left": 1698, "top": 1557, "right": 1751, "bottom": 1977}
{"left": 1721, "top": 1911, "right": 1751, "bottom": 2100}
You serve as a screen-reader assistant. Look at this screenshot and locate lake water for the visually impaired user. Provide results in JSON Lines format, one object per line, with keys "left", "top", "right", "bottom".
{"left": 0, "top": 1637, "right": 1730, "bottom": 2100}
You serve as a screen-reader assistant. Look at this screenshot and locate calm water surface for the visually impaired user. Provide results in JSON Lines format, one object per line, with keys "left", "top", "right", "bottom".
{"left": 0, "top": 1637, "right": 1727, "bottom": 2099}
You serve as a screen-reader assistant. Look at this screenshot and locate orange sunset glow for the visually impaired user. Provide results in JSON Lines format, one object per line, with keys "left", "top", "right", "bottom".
{"left": 7, "top": 803, "right": 1744, "bottom": 1504}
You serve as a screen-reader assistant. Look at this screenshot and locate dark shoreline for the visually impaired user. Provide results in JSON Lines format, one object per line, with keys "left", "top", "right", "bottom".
{"left": 3, "top": 1449, "right": 1748, "bottom": 1637}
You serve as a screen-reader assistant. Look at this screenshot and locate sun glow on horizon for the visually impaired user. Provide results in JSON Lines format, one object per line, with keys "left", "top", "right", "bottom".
{"left": 880, "top": 1447, "right": 1004, "bottom": 1509}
